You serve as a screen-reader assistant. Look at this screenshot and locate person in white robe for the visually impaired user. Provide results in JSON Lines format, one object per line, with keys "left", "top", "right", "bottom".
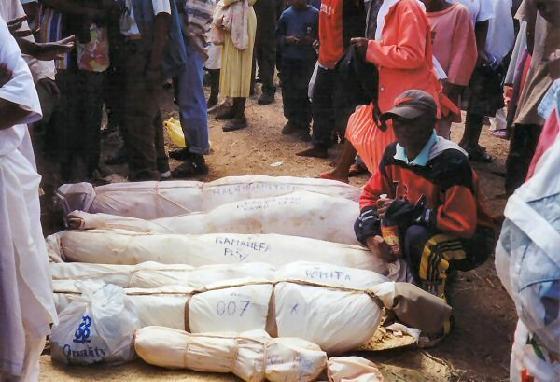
{"left": 0, "top": 15, "right": 58, "bottom": 382}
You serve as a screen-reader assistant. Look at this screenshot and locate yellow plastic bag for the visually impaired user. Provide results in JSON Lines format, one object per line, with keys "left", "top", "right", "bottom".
{"left": 164, "top": 118, "right": 187, "bottom": 148}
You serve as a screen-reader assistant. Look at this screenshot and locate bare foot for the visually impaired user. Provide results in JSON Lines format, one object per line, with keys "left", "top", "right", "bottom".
{"left": 296, "top": 146, "right": 329, "bottom": 159}
{"left": 318, "top": 170, "right": 349, "bottom": 184}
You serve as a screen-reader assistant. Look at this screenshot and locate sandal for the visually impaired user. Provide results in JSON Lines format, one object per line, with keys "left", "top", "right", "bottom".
{"left": 491, "top": 128, "right": 511, "bottom": 140}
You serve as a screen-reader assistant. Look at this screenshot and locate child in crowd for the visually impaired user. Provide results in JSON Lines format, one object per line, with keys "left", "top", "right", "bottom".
{"left": 276, "top": 0, "right": 318, "bottom": 141}
{"left": 423, "top": 0, "right": 477, "bottom": 139}
{"left": 355, "top": 90, "right": 495, "bottom": 298}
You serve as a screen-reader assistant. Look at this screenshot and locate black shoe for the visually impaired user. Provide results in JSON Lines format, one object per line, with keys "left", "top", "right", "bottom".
{"left": 169, "top": 148, "right": 191, "bottom": 161}
{"left": 222, "top": 118, "right": 247, "bottom": 132}
{"left": 216, "top": 104, "right": 235, "bottom": 120}
{"left": 171, "top": 155, "right": 208, "bottom": 178}
{"left": 282, "top": 121, "right": 299, "bottom": 135}
{"left": 258, "top": 92, "right": 274, "bottom": 105}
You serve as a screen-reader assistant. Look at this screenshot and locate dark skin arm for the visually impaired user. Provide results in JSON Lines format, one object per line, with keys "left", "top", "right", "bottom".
{"left": 0, "top": 64, "right": 36, "bottom": 130}
{"left": 146, "top": 12, "right": 171, "bottom": 85}
{"left": 15, "top": 35, "right": 76, "bottom": 61}
{"left": 474, "top": 20, "right": 489, "bottom": 65}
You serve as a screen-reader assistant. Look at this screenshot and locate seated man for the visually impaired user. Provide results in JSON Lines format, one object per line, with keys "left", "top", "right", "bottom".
{"left": 355, "top": 90, "right": 495, "bottom": 298}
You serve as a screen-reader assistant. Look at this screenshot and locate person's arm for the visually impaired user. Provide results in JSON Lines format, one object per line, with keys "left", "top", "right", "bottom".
{"left": 0, "top": 99, "right": 32, "bottom": 130}
{"left": 413, "top": 157, "right": 478, "bottom": 239}
{"left": 147, "top": 11, "right": 171, "bottom": 75}
{"left": 0, "top": 62, "right": 32, "bottom": 130}
{"left": 364, "top": 3, "right": 428, "bottom": 69}
{"left": 356, "top": 168, "right": 394, "bottom": 260}
{"left": 474, "top": 20, "right": 489, "bottom": 65}
{"left": 14, "top": 35, "right": 75, "bottom": 61}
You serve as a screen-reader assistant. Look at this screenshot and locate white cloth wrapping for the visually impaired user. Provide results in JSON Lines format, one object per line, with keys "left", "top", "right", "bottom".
{"left": 495, "top": 136, "right": 560, "bottom": 381}
{"left": 67, "top": 190, "right": 361, "bottom": 245}
{"left": 0, "top": 16, "right": 57, "bottom": 380}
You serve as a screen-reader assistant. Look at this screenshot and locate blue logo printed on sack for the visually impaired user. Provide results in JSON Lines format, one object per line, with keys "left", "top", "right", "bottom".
{"left": 73, "top": 315, "right": 92, "bottom": 344}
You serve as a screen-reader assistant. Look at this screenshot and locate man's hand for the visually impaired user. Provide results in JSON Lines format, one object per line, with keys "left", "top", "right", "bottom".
{"left": 0, "top": 64, "right": 13, "bottom": 88}
{"left": 37, "top": 77, "right": 61, "bottom": 98}
{"left": 366, "top": 235, "right": 393, "bottom": 261}
{"left": 351, "top": 37, "right": 369, "bottom": 58}
{"left": 7, "top": 16, "right": 27, "bottom": 35}
{"left": 32, "top": 35, "right": 76, "bottom": 61}
{"left": 285, "top": 35, "right": 300, "bottom": 45}
{"left": 376, "top": 197, "right": 394, "bottom": 219}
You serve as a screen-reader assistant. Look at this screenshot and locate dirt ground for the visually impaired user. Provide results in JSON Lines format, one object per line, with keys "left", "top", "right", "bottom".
{"left": 40, "top": 86, "right": 517, "bottom": 381}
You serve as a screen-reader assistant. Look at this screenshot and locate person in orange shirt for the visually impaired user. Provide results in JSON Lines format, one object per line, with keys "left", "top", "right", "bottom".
{"left": 296, "top": 0, "right": 366, "bottom": 159}
{"left": 321, "top": 0, "right": 443, "bottom": 183}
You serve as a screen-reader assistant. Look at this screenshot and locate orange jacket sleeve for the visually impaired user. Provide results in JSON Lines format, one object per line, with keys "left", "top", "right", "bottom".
{"left": 436, "top": 185, "right": 478, "bottom": 238}
{"left": 359, "top": 166, "right": 393, "bottom": 211}
{"left": 365, "top": 1, "right": 428, "bottom": 70}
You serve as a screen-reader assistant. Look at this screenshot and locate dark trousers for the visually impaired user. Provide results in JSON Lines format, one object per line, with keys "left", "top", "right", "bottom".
{"left": 52, "top": 69, "right": 104, "bottom": 182}
{"left": 253, "top": 0, "right": 277, "bottom": 94}
{"left": 311, "top": 66, "right": 355, "bottom": 149}
{"left": 505, "top": 123, "right": 542, "bottom": 195}
{"left": 402, "top": 224, "right": 494, "bottom": 284}
{"left": 281, "top": 59, "right": 315, "bottom": 128}
{"left": 115, "top": 39, "right": 168, "bottom": 180}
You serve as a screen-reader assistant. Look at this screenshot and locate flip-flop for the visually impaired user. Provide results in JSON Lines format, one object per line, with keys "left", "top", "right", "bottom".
{"left": 491, "top": 129, "right": 511, "bottom": 140}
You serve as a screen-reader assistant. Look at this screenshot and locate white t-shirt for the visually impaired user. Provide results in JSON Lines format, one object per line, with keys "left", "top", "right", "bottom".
{"left": 120, "top": 0, "right": 172, "bottom": 36}
{"left": 453, "top": 0, "right": 493, "bottom": 24}
{"left": 485, "top": 0, "right": 514, "bottom": 64}
{"left": 0, "top": 16, "right": 42, "bottom": 156}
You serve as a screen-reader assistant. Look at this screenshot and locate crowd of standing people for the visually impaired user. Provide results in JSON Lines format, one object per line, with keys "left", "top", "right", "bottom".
{"left": 1, "top": 0, "right": 560, "bottom": 381}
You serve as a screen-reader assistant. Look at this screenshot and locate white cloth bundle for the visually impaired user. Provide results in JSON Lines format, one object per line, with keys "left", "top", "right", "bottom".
{"left": 47, "top": 231, "right": 393, "bottom": 275}
{"left": 327, "top": 357, "right": 384, "bottom": 381}
{"left": 57, "top": 175, "right": 360, "bottom": 218}
{"left": 274, "top": 282, "right": 383, "bottom": 354}
{"left": 50, "top": 282, "right": 139, "bottom": 365}
{"left": 50, "top": 261, "right": 276, "bottom": 289}
{"left": 50, "top": 261, "right": 392, "bottom": 291}
{"left": 134, "top": 327, "right": 327, "bottom": 382}
{"left": 67, "top": 190, "right": 360, "bottom": 245}
{"left": 52, "top": 281, "right": 191, "bottom": 330}
{"left": 189, "top": 284, "right": 274, "bottom": 333}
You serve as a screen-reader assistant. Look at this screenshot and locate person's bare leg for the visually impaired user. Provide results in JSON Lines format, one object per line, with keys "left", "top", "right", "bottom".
{"left": 319, "top": 140, "right": 356, "bottom": 183}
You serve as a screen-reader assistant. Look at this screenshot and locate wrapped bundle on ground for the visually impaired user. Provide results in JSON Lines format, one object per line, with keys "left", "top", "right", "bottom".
{"left": 52, "top": 281, "right": 191, "bottom": 330}
{"left": 274, "top": 282, "right": 382, "bottom": 353}
{"left": 50, "top": 261, "right": 276, "bottom": 289}
{"left": 47, "top": 231, "right": 393, "bottom": 275}
{"left": 57, "top": 181, "right": 203, "bottom": 219}
{"left": 189, "top": 284, "right": 274, "bottom": 333}
{"left": 133, "top": 327, "right": 327, "bottom": 382}
{"left": 52, "top": 267, "right": 450, "bottom": 353}
{"left": 50, "top": 282, "right": 139, "bottom": 365}
{"left": 67, "top": 191, "right": 360, "bottom": 245}
{"left": 57, "top": 175, "right": 360, "bottom": 218}
{"left": 327, "top": 357, "right": 384, "bottom": 381}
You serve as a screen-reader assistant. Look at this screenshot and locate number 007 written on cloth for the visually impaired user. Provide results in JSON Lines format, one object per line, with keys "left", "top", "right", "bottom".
{"left": 216, "top": 300, "right": 251, "bottom": 316}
